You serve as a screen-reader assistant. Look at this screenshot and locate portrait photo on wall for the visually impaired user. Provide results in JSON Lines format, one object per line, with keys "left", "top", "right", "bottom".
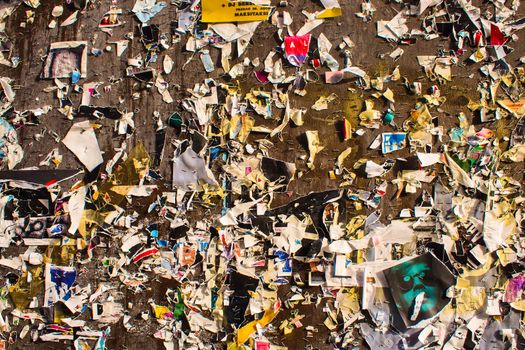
{"left": 382, "top": 252, "right": 456, "bottom": 330}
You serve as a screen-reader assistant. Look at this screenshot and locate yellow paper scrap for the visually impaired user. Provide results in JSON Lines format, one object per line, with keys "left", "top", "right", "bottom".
{"left": 153, "top": 305, "right": 172, "bottom": 319}
{"left": 201, "top": 0, "right": 271, "bottom": 23}
{"left": 237, "top": 306, "right": 279, "bottom": 345}
{"left": 9, "top": 266, "right": 44, "bottom": 310}
{"left": 316, "top": 7, "right": 342, "bottom": 19}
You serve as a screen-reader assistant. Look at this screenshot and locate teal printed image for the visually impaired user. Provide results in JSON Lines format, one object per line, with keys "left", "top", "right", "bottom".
{"left": 384, "top": 253, "right": 455, "bottom": 328}
{"left": 392, "top": 261, "right": 438, "bottom": 317}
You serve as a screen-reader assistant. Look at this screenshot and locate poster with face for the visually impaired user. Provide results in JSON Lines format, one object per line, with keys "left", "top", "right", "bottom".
{"left": 180, "top": 244, "right": 196, "bottom": 266}
{"left": 383, "top": 253, "right": 455, "bottom": 329}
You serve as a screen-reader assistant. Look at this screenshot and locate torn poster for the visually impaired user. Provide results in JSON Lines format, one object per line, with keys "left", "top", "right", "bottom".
{"left": 0, "top": 116, "right": 23, "bottom": 169}
{"left": 284, "top": 34, "right": 311, "bottom": 67}
{"left": 62, "top": 121, "right": 104, "bottom": 172}
{"left": 382, "top": 132, "right": 407, "bottom": 154}
{"left": 44, "top": 264, "right": 77, "bottom": 307}
{"left": 172, "top": 145, "right": 219, "bottom": 191}
{"left": 40, "top": 41, "right": 87, "bottom": 79}
{"left": 132, "top": 0, "right": 167, "bottom": 23}
{"left": 383, "top": 253, "right": 455, "bottom": 329}
{"left": 99, "top": 6, "right": 124, "bottom": 28}
{"left": 201, "top": 0, "right": 271, "bottom": 23}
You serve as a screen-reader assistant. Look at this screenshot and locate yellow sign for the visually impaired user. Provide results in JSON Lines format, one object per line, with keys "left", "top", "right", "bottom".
{"left": 201, "top": 0, "right": 271, "bottom": 23}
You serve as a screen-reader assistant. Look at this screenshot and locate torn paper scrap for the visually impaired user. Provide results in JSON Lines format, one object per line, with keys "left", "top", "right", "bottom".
{"left": 172, "top": 147, "right": 219, "bottom": 191}
{"left": 306, "top": 130, "right": 324, "bottom": 169}
{"left": 62, "top": 120, "right": 103, "bottom": 172}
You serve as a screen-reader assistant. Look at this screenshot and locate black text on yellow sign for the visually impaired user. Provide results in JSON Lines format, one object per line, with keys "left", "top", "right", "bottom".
{"left": 201, "top": 0, "right": 272, "bottom": 23}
